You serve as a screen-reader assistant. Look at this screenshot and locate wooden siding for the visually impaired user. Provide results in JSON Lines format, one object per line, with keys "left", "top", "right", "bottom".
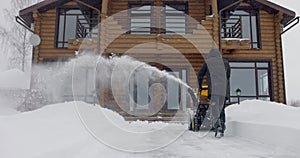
{"left": 101, "top": 0, "right": 214, "bottom": 88}
{"left": 31, "top": 0, "right": 287, "bottom": 104}
{"left": 221, "top": 9, "right": 285, "bottom": 103}
{"left": 33, "top": 1, "right": 79, "bottom": 63}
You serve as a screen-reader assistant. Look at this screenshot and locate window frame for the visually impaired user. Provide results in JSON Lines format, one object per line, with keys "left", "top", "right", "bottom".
{"left": 163, "top": 1, "right": 189, "bottom": 35}
{"left": 127, "top": 2, "right": 189, "bottom": 35}
{"left": 221, "top": 7, "right": 261, "bottom": 49}
{"left": 55, "top": 6, "right": 82, "bottom": 48}
{"left": 228, "top": 60, "right": 273, "bottom": 103}
{"left": 128, "top": 65, "right": 190, "bottom": 112}
{"left": 162, "top": 66, "right": 190, "bottom": 112}
{"left": 128, "top": 2, "right": 154, "bottom": 34}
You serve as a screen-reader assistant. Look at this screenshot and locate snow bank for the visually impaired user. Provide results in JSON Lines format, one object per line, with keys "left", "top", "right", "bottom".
{"left": 226, "top": 100, "right": 300, "bottom": 152}
{"left": 0, "top": 69, "right": 30, "bottom": 89}
{"left": 0, "top": 102, "right": 185, "bottom": 158}
{"left": 1, "top": 100, "right": 300, "bottom": 157}
{"left": 0, "top": 106, "right": 19, "bottom": 115}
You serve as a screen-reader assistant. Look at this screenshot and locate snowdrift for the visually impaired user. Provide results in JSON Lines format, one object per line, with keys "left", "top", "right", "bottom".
{"left": 226, "top": 100, "right": 300, "bottom": 153}
{"left": 0, "top": 100, "right": 299, "bottom": 157}
{"left": 0, "top": 102, "right": 185, "bottom": 157}
{"left": 0, "top": 106, "right": 19, "bottom": 115}
{"left": 0, "top": 69, "right": 30, "bottom": 89}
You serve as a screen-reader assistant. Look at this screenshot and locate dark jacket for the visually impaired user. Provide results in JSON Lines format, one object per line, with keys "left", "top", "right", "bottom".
{"left": 198, "top": 49, "right": 231, "bottom": 99}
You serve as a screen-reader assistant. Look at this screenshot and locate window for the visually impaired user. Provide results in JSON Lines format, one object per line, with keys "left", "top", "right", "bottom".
{"left": 56, "top": 8, "right": 82, "bottom": 48}
{"left": 221, "top": 8, "right": 260, "bottom": 48}
{"left": 56, "top": 8, "right": 98, "bottom": 48}
{"left": 60, "top": 66, "right": 95, "bottom": 103}
{"left": 229, "top": 61, "right": 272, "bottom": 103}
{"left": 129, "top": 2, "right": 152, "bottom": 34}
{"left": 129, "top": 67, "right": 189, "bottom": 112}
{"left": 164, "top": 2, "right": 188, "bottom": 34}
{"left": 166, "top": 68, "right": 188, "bottom": 111}
{"left": 128, "top": 2, "right": 188, "bottom": 34}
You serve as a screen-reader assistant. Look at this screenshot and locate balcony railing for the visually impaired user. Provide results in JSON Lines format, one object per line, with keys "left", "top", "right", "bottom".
{"left": 221, "top": 17, "right": 242, "bottom": 38}
{"left": 75, "top": 16, "right": 99, "bottom": 39}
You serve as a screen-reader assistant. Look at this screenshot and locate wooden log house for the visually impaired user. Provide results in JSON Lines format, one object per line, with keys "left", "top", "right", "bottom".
{"left": 19, "top": 0, "right": 297, "bottom": 120}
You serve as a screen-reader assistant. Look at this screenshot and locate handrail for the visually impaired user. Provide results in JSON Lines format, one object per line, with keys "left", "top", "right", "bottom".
{"left": 76, "top": 18, "right": 87, "bottom": 38}
{"left": 281, "top": 16, "right": 299, "bottom": 35}
{"left": 15, "top": 16, "right": 34, "bottom": 34}
{"left": 219, "top": 0, "right": 245, "bottom": 53}
{"left": 74, "top": 0, "right": 101, "bottom": 53}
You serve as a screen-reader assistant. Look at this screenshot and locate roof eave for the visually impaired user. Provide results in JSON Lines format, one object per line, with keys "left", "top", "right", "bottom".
{"left": 19, "top": 0, "right": 60, "bottom": 17}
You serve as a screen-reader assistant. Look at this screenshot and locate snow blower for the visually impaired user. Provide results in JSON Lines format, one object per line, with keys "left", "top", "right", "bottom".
{"left": 188, "top": 85, "right": 213, "bottom": 131}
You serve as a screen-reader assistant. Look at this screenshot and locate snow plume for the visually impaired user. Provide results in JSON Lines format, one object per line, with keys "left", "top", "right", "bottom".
{"left": 14, "top": 52, "right": 196, "bottom": 112}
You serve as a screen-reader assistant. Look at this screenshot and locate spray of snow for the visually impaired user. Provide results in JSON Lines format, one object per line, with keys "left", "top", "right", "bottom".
{"left": 0, "top": 52, "right": 195, "bottom": 112}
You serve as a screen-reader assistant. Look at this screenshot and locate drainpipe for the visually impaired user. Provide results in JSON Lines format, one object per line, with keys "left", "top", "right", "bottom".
{"left": 74, "top": 0, "right": 101, "bottom": 53}
{"left": 281, "top": 16, "right": 299, "bottom": 35}
{"left": 15, "top": 16, "right": 35, "bottom": 33}
{"left": 218, "top": 0, "right": 244, "bottom": 53}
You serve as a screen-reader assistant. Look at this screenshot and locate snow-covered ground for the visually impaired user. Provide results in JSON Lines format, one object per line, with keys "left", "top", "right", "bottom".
{"left": 0, "top": 69, "right": 30, "bottom": 89}
{"left": 0, "top": 100, "right": 299, "bottom": 158}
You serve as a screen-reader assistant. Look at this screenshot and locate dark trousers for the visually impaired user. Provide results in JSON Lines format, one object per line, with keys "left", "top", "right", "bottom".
{"left": 209, "top": 95, "right": 226, "bottom": 128}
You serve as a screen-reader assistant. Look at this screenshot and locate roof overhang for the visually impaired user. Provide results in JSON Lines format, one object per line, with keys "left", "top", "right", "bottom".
{"left": 218, "top": 0, "right": 296, "bottom": 26}
{"left": 19, "top": 0, "right": 101, "bottom": 26}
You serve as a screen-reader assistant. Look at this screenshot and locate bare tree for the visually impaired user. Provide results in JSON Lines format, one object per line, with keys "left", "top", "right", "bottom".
{"left": 0, "top": 0, "right": 36, "bottom": 71}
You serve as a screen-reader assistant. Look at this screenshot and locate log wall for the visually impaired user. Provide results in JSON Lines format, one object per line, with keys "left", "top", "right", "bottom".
{"left": 32, "top": 0, "right": 286, "bottom": 103}
{"left": 33, "top": 1, "right": 79, "bottom": 63}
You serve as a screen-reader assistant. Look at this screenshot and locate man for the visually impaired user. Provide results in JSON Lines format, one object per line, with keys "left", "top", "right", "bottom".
{"left": 198, "top": 48, "right": 231, "bottom": 136}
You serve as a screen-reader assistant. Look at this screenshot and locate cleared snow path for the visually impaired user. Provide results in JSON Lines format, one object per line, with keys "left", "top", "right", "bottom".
{"left": 0, "top": 101, "right": 298, "bottom": 158}
{"left": 157, "top": 132, "right": 298, "bottom": 158}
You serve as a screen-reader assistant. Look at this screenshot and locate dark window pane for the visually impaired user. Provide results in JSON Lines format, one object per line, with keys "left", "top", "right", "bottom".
{"left": 65, "top": 16, "right": 77, "bottom": 40}
{"left": 230, "top": 69, "right": 256, "bottom": 96}
{"left": 66, "top": 9, "right": 82, "bottom": 14}
{"left": 251, "top": 16, "right": 258, "bottom": 48}
{"left": 167, "top": 72, "right": 180, "bottom": 110}
{"left": 136, "top": 72, "right": 149, "bottom": 108}
{"left": 230, "top": 62, "right": 255, "bottom": 67}
{"left": 165, "top": 3, "right": 187, "bottom": 35}
{"left": 233, "top": 10, "right": 249, "bottom": 15}
{"left": 256, "top": 63, "right": 269, "bottom": 68}
{"left": 258, "top": 70, "right": 269, "bottom": 95}
{"left": 58, "top": 16, "right": 65, "bottom": 42}
{"left": 129, "top": 4, "right": 152, "bottom": 34}
{"left": 241, "top": 16, "right": 250, "bottom": 39}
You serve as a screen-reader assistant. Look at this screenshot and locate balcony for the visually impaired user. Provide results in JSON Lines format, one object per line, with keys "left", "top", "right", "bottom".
{"left": 221, "top": 15, "right": 251, "bottom": 51}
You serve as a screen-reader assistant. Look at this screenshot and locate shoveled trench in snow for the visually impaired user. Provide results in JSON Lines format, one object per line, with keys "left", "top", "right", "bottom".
{"left": 0, "top": 100, "right": 299, "bottom": 158}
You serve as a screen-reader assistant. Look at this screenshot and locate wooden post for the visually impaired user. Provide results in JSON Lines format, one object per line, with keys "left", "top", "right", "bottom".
{"left": 274, "top": 12, "right": 286, "bottom": 103}
{"left": 98, "top": 0, "right": 109, "bottom": 106}
{"left": 100, "top": 0, "right": 109, "bottom": 55}
{"left": 211, "top": 0, "right": 219, "bottom": 48}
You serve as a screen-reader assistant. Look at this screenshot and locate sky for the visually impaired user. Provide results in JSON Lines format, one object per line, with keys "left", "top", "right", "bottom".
{"left": 0, "top": 0, "right": 299, "bottom": 102}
